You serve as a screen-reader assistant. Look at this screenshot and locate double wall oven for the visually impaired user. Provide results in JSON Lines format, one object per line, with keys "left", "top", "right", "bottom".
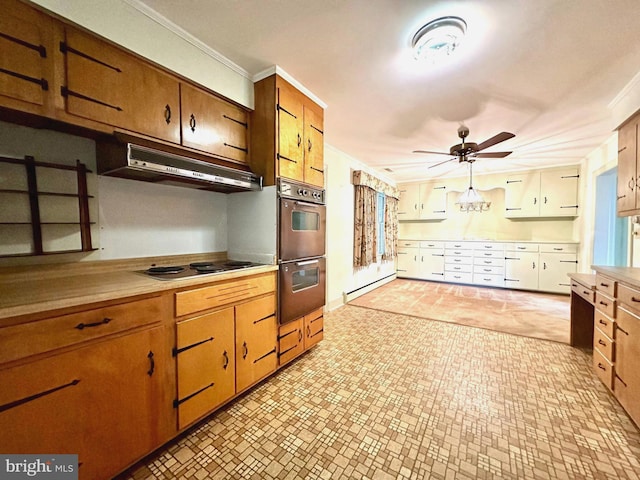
{"left": 278, "top": 179, "right": 326, "bottom": 324}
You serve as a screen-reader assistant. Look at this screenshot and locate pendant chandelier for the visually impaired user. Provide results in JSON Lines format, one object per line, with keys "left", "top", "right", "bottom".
{"left": 456, "top": 162, "right": 490, "bottom": 212}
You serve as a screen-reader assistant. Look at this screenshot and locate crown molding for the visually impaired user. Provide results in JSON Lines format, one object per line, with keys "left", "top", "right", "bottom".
{"left": 254, "top": 66, "right": 327, "bottom": 109}
{"left": 122, "top": 0, "right": 251, "bottom": 80}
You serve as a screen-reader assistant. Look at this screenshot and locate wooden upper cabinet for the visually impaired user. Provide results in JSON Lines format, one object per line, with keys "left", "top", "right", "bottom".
{"left": 304, "top": 102, "right": 325, "bottom": 187}
{"left": 276, "top": 81, "right": 305, "bottom": 181}
{"left": 61, "top": 27, "right": 180, "bottom": 143}
{"left": 0, "top": 0, "right": 53, "bottom": 114}
{"left": 617, "top": 116, "right": 638, "bottom": 215}
{"left": 180, "top": 83, "right": 249, "bottom": 164}
{"left": 251, "top": 74, "right": 325, "bottom": 186}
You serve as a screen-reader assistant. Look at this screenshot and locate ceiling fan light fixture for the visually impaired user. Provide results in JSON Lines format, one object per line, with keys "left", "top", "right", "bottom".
{"left": 412, "top": 16, "right": 467, "bottom": 62}
{"left": 456, "top": 163, "right": 490, "bottom": 212}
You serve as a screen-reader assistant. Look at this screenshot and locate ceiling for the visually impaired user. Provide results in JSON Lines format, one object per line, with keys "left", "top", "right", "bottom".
{"left": 137, "top": 0, "right": 640, "bottom": 183}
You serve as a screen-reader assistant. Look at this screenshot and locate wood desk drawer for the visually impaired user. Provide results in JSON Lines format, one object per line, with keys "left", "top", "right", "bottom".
{"left": 594, "top": 310, "right": 615, "bottom": 339}
{"left": 593, "top": 327, "right": 614, "bottom": 362}
{"left": 571, "top": 282, "right": 595, "bottom": 304}
{"left": 617, "top": 284, "right": 640, "bottom": 315}
{"left": 595, "top": 274, "right": 616, "bottom": 297}
{"left": 595, "top": 292, "right": 616, "bottom": 318}
{"left": 175, "top": 272, "right": 276, "bottom": 317}
{"left": 593, "top": 348, "right": 613, "bottom": 391}
{"left": 0, "top": 295, "right": 164, "bottom": 365}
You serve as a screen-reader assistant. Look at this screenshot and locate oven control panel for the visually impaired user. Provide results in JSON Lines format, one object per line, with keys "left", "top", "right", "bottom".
{"left": 278, "top": 178, "right": 325, "bottom": 204}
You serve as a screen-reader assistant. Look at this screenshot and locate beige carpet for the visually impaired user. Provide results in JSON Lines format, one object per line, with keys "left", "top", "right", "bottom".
{"left": 349, "top": 279, "right": 571, "bottom": 343}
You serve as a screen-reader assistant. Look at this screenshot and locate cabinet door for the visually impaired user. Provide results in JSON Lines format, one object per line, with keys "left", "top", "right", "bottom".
{"left": 278, "top": 318, "right": 304, "bottom": 366}
{"left": 303, "top": 101, "right": 325, "bottom": 187}
{"left": 304, "top": 308, "right": 324, "bottom": 349}
{"left": 420, "top": 249, "right": 445, "bottom": 281}
{"left": 539, "top": 168, "right": 579, "bottom": 216}
{"left": 181, "top": 83, "right": 249, "bottom": 163}
{"left": 397, "top": 247, "right": 419, "bottom": 278}
{"left": 397, "top": 184, "right": 420, "bottom": 220}
{"left": 504, "top": 251, "right": 538, "bottom": 290}
{"left": 276, "top": 82, "right": 304, "bottom": 181}
{"left": 175, "top": 308, "right": 235, "bottom": 429}
{"left": 614, "top": 307, "right": 640, "bottom": 425}
{"left": 61, "top": 27, "right": 130, "bottom": 127}
{"left": 539, "top": 253, "right": 577, "bottom": 293}
{"left": 505, "top": 172, "right": 539, "bottom": 217}
{"left": 0, "top": 0, "right": 52, "bottom": 113}
{"left": 0, "top": 327, "right": 171, "bottom": 480}
{"left": 419, "top": 182, "right": 447, "bottom": 219}
{"left": 617, "top": 119, "right": 638, "bottom": 214}
{"left": 235, "top": 294, "right": 277, "bottom": 392}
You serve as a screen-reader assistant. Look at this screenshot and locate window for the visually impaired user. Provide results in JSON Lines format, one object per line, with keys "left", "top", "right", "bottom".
{"left": 377, "top": 191, "right": 385, "bottom": 256}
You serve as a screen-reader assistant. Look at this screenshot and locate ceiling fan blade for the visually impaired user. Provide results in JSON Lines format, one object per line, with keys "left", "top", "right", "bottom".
{"left": 412, "top": 149, "right": 451, "bottom": 156}
{"left": 428, "top": 157, "right": 456, "bottom": 169}
{"left": 476, "top": 132, "right": 515, "bottom": 151}
{"left": 473, "top": 151, "right": 512, "bottom": 158}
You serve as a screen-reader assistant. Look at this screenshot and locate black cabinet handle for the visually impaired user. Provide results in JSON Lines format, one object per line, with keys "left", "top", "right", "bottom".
{"left": 298, "top": 330, "right": 303, "bottom": 342}
{"left": 189, "top": 114, "right": 196, "bottom": 132}
{"left": 597, "top": 363, "right": 606, "bottom": 371}
{"left": 598, "top": 339, "right": 607, "bottom": 347}
{"left": 599, "top": 319, "right": 607, "bottom": 326}
{"left": 223, "top": 350, "right": 229, "bottom": 370}
{"left": 631, "top": 296, "right": 640, "bottom": 303}
{"left": 147, "top": 351, "right": 155, "bottom": 377}
{"left": 599, "top": 301, "right": 609, "bottom": 307}
{"left": 297, "top": 133, "right": 302, "bottom": 148}
{"left": 308, "top": 138, "right": 312, "bottom": 152}
{"left": 75, "top": 317, "right": 111, "bottom": 330}
{"left": 164, "top": 104, "right": 171, "bottom": 124}
{"left": 242, "top": 341, "right": 248, "bottom": 359}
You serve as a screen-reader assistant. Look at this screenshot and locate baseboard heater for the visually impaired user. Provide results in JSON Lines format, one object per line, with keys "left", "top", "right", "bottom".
{"left": 343, "top": 273, "right": 396, "bottom": 303}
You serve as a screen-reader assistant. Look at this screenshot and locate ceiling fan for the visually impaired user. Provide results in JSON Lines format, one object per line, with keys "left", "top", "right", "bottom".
{"left": 413, "top": 125, "right": 515, "bottom": 169}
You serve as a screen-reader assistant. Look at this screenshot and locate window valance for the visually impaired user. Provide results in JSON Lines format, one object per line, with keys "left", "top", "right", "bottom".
{"left": 352, "top": 170, "right": 399, "bottom": 199}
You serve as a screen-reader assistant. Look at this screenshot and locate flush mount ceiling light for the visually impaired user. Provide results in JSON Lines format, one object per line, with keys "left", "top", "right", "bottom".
{"left": 412, "top": 16, "right": 467, "bottom": 62}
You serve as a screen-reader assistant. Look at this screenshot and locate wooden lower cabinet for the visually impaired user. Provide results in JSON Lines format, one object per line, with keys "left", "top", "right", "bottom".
{"left": 236, "top": 294, "right": 278, "bottom": 392}
{"left": 304, "top": 307, "right": 324, "bottom": 349}
{"left": 0, "top": 326, "right": 172, "bottom": 480}
{"left": 278, "top": 318, "right": 304, "bottom": 366}
{"left": 615, "top": 306, "right": 640, "bottom": 423}
{"left": 175, "top": 308, "right": 235, "bottom": 429}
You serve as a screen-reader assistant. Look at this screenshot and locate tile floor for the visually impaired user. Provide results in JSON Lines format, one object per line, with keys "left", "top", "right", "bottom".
{"left": 120, "top": 305, "right": 640, "bottom": 480}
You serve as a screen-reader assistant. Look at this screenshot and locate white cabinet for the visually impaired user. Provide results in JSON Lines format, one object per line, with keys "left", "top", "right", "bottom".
{"left": 538, "top": 244, "right": 578, "bottom": 293}
{"left": 472, "top": 242, "right": 505, "bottom": 287}
{"left": 398, "top": 181, "right": 447, "bottom": 220}
{"left": 419, "top": 241, "right": 445, "bottom": 281}
{"left": 444, "top": 241, "right": 473, "bottom": 283}
{"left": 504, "top": 244, "right": 539, "bottom": 290}
{"left": 505, "top": 167, "right": 579, "bottom": 218}
{"left": 396, "top": 241, "right": 420, "bottom": 278}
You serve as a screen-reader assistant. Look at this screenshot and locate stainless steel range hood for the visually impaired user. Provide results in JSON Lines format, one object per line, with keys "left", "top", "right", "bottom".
{"left": 96, "top": 142, "right": 262, "bottom": 193}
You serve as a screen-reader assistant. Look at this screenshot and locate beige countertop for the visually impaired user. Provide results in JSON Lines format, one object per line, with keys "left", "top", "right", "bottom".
{"left": 591, "top": 265, "right": 640, "bottom": 289}
{"left": 568, "top": 273, "right": 596, "bottom": 288}
{"left": 0, "top": 262, "right": 278, "bottom": 323}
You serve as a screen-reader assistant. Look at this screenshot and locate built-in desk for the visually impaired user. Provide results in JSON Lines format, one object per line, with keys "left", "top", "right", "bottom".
{"left": 568, "top": 273, "right": 596, "bottom": 348}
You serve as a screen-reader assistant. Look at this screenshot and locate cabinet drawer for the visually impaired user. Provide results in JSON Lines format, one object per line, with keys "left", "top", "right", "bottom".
{"left": 305, "top": 308, "right": 324, "bottom": 349}
{"left": 175, "top": 272, "right": 276, "bottom": 317}
{"left": 474, "top": 265, "right": 504, "bottom": 275}
{"left": 398, "top": 240, "right": 419, "bottom": 248}
{"left": 571, "top": 281, "right": 595, "bottom": 304}
{"left": 617, "top": 284, "right": 640, "bottom": 314}
{"left": 445, "top": 241, "right": 472, "bottom": 250}
{"left": 0, "top": 295, "right": 164, "bottom": 365}
{"left": 475, "top": 242, "right": 504, "bottom": 251}
{"left": 593, "top": 327, "right": 614, "bottom": 362}
{"left": 474, "top": 250, "right": 504, "bottom": 259}
{"left": 595, "top": 274, "right": 616, "bottom": 297}
{"left": 507, "top": 243, "right": 539, "bottom": 252}
{"left": 540, "top": 243, "right": 578, "bottom": 254}
{"left": 445, "top": 249, "right": 473, "bottom": 257}
{"left": 594, "top": 310, "right": 615, "bottom": 339}
{"left": 445, "top": 263, "right": 472, "bottom": 273}
{"left": 420, "top": 240, "right": 445, "bottom": 249}
{"left": 445, "top": 272, "right": 473, "bottom": 284}
{"left": 595, "top": 292, "right": 616, "bottom": 318}
{"left": 278, "top": 318, "right": 304, "bottom": 366}
{"left": 445, "top": 256, "right": 473, "bottom": 265}
{"left": 473, "top": 274, "right": 505, "bottom": 287}
{"left": 474, "top": 257, "right": 505, "bottom": 267}
{"left": 593, "top": 348, "right": 614, "bottom": 391}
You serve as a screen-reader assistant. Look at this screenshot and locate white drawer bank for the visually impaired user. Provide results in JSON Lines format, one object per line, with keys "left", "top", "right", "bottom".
{"left": 397, "top": 240, "right": 578, "bottom": 294}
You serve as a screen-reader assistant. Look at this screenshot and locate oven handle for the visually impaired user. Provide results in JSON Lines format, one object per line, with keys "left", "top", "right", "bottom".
{"left": 293, "top": 200, "right": 324, "bottom": 208}
{"left": 296, "top": 259, "right": 320, "bottom": 266}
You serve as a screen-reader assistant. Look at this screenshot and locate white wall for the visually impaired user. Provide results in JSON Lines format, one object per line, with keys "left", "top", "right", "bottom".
{"left": 324, "top": 144, "right": 396, "bottom": 311}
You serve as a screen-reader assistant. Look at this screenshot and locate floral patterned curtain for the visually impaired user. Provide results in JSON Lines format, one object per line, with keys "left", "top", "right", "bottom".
{"left": 383, "top": 195, "right": 398, "bottom": 261}
{"left": 353, "top": 184, "right": 378, "bottom": 268}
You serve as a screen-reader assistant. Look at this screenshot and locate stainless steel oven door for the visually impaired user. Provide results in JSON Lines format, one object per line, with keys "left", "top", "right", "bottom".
{"left": 279, "top": 257, "right": 326, "bottom": 324}
{"left": 279, "top": 198, "right": 326, "bottom": 262}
